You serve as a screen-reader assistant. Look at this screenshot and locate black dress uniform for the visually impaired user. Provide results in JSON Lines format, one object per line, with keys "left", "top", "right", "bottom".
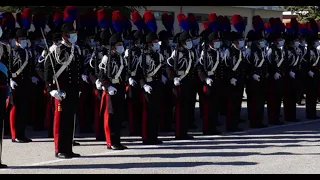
{"left": 8, "top": 29, "right": 34, "bottom": 143}
{"left": 44, "top": 22, "right": 82, "bottom": 158}
{"left": 196, "top": 31, "right": 223, "bottom": 135}
{"left": 246, "top": 31, "right": 268, "bottom": 128}
{"left": 138, "top": 31, "right": 164, "bottom": 145}
{"left": 266, "top": 32, "right": 288, "bottom": 125}
{"left": 98, "top": 32, "right": 127, "bottom": 150}
{"left": 166, "top": 31, "right": 195, "bottom": 140}
{"left": 304, "top": 33, "right": 320, "bottom": 119}
{"left": 124, "top": 30, "right": 143, "bottom": 136}
{"left": 224, "top": 31, "right": 247, "bottom": 132}
{"left": 158, "top": 30, "right": 173, "bottom": 132}
{"left": 0, "top": 27, "right": 9, "bottom": 168}
{"left": 283, "top": 32, "right": 300, "bottom": 122}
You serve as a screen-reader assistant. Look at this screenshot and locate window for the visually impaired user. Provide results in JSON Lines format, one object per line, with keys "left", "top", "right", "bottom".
{"left": 153, "top": 11, "right": 175, "bottom": 21}
{"left": 187, "top": 13, "right": 207, "bottom": 22}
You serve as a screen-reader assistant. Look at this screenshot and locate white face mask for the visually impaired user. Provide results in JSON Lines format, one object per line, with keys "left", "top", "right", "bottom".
{"left": 19, "top": 40, "right": 27, "bottom": 49}
{"left": 192, "top": 38, "right": 200, "bottom": 46}
{"left": 259, "top": 41, "right": 266, "bottom": 48}
{"left": 238, "top": 40, "right": 245, "bottom": 48}
{"left": 68, "top": 33, "right": 77, "bottom": 44}
{"left": 152, "top": 42, "right": 160, "bottom": 51}
{"left": 10, "top": 39, "right": 16, "bottom": 48}
{"left": 186, "top": 41, "right": 193, "bottom": 49}
{"left": 278, "top": 40, "right": 285, "bottom": 47}
{"left": 116, "top": 45, "right": 124, "bottom": 54}
{"left": 168, "top": 40, "right": 174, "bottom": 47}
{"left": 294, "top": 41, "right": 300, "bottom": 47}
{"left": 213, "top": 41, "right": 221, "bottom": 49}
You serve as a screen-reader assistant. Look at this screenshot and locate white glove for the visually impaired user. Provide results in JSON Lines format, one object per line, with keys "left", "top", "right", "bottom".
{"left": 289, "top": 71, "right": 295, "bottom": 79}
{"left": 161, "top": 75, "right": 167, "bottom": 84}
{"left": 41, "top": 50, "right": 47, "bottom": 57}
{"left": 49, "top": 90, "right": 62, "bottom": 101}
{"left": 128, "top": 77, "right": 137, "bottom": 86}
{"left": 252, "top": 74, "right": 260, "bottom": 82}
{"left": 95, "top": 79, "right": 102, "bottom": 90}
{"left": 31, "top": 76, "right": 39, "bottom": 85}
{"left": 10, "top": 79, "right": 18, "bottom": 89}
{"left": 230, "top": 78, "right": 237, "bottom": 86}
{"left": 205, "top": 78, "right": 213, "bottom": 86}
{"left": 173, "top": 77, "right": 181, "bottom": 86}
{"left": 308, "top": 71, "right": 315, "bottom": 78}
{"left": 274, "top": 72, "right": 281, "bottom": 80}
{"left": 107, "top": 86, "right": 117, "bottom": 95}
{"left": 102, "top": 86, "right": 106, "bottom": 91}
{"left": 143, "top": 84, "right": 152, "bottom": 94}
{"left": 81, "top": 74, "right": 89, "bottom": 83}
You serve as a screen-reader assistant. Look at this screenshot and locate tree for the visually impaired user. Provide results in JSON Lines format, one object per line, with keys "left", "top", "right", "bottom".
{"left": 282, "top": 6, "right": 320, "bottom": 22}
{"left": 0, "top": 6, "right": 147, "bottom": 18}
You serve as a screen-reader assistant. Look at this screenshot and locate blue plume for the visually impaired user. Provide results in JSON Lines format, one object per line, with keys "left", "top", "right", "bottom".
{"left": 112, "top": 20, "right": 124, "bottom": 33}
{"left": 180, "top": 19, "right": 190, "bottom": 31}
{"left": 234, "top": 23, "right": 245, "bottom": 32}
{"left": 209, "top": 22, "right": 218, "bottom": 32}
{"left": 146, "top": 19, "right": 157, "bottom": 32}
{"left": 133, "top": 19, "right": 144, "bottom": 31}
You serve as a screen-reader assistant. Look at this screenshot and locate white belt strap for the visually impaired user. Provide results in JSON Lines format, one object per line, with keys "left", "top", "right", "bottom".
{"left": 208, "top": 50, "right": 220, "bottom": 76}
{"left": 147, "top": 53, "right": 163, "bottom": 77}
{"left": 12, "top": 49, "right": 29, "bottom": 78}
{"left": 277, "top": 51, "right": 284, "bottom": 67}
{"left": 293, "top": 55, "right": 300, "bottom": 66}
{"left": 53, "top": 45, "right": 75, "bottom": 79}
{"left": 114, "top": 56, "right": 124, "bottom": 80}
{"left": 257, "top": 50, "right": 265, "bottom": 68}
{"left": 179, "top": 51, "right": 193, "bottom": 80}
{"left": 232, "top": 50, "right": 242, "bottom": 71}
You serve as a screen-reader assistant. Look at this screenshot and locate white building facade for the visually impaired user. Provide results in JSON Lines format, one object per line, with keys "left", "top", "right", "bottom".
{"left": 136, "top": 6, "right": 285, "bottom": 35}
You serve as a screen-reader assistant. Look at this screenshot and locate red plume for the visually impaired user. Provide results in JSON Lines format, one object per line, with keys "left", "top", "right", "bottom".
{"left": 131, "top": 11, "right": 142, "bottom": 23}
{"left": 208, "top": 13, "right": 217, "bottom": 22}
{"left": 231, "top": 14, "right": 242, "bottom": 25}
{"left": 187, "top": 13, "right": 196, "bottom": 21}
{"left": 143, "top": 10, "right": 155, "bottom": 22}
{"left": 112, "top": 10, "right": 123, "bottom": 21}
{"left": 202, "top": 21, "right": 209, "bottom": 30}
{"left": 177, "top": 13, "right": 187, "bottom": 23}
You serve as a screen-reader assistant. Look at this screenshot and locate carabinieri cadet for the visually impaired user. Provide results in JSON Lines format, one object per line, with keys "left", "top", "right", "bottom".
{"left": 125, "top": 11, "right": 144, "bottom": 136}
{"left": 223, "top": 14, "right": 247, "bottom": 132}
{"left": 92, "top": 9, "right": 111, "bottom": 141}
{"left": 138, "top": 10, "right": 165, "bottom": 145}
{"left": 9, "top": 8, "right": 35, "bottom": 143}
{"left": 283, "top": 19, "right": 301, "bottom": 123}
{"left": 166, "top": 13, "right": 195, "bottom": 140}
{"left": 0, "top": 15, "right": 9, "bottom": 169}
{"left": 196, "top": 12, "right": 223, "bottom": 135}
{"left": 98, "top": 10, "right": 127, "bottom": 150}
{"left": 266, "top": 18, "right": 287, "bottom": 125}
{"left": 187, "top": 13, "right": 201, "bottom": 129}
{"left": 304, "top": 19, "right": 320, "bottom": 119}
{"left": 44, "top": 6, "right": 83, "bottom": 158}
{"left": 158, "top": 12, "right": 174, "bottom": 132}
{"left": 245, "top": 15, "right": 268, "bottom": 128}
{"left": 31, "top": 12, "right": 49, "bottom": 131}
{"left": 44, "top": 10, "right": 63, "bottom": 138}
{"left": 77, "top": 9, "right": 97, "bottom": 134}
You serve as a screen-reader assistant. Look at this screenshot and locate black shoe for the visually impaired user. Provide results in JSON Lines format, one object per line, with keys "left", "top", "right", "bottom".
{"left": 33, "top": 127, "right": 45, "bottom": 131}
{"left": 12, "top": 138, "right": 30, "bottom": 143}
{"left": 107, "top": 144, "right": 125, "bottom": 150}
{"left": 47, "top": 134, "right": 53, "bottom": 138}
{"left": 203, "top": 131, "right": 222, "bottom": 135}
{"left": 188, "top": 124, "right": 198, "bottom": 129}
{"left": 73, "top": 141, "right": 80, "bottom": 146}
{"left": 307, "top": 116, "right": 320, "bottom": 120}
{"left": 55, "top": 153, "right": 72, "bottom": 159}
{"left": 226, "top": 128, "right": 243, "bottom": 132}
{"left": 238, "top": 118, "right": 246, "bottom": 123}
{"left": 143, "top": 139, "right": 163, "bottom": 145}
{"left": 0, "top": 164, "right": 8, "bottom": 168}
{"left": 269, "top": 121, "right": 285, "bottom": 125}
{"left": 175, "top": 135, "right": 194, "bottom": 140}
{"left": 286, "top": 119, "right": 300, "bottom": 122}
{"left": 250, "top": 124, "right": 268, "bottom": 129}
{"left": 80, "top": 128, "right": 94, "bottom": 134}
{"left": 216, "top": 121, "right": 224, "bottom": 126}
{"left": 69, "top": 152, "right": 81, "bottom": 157}
{"left": 96, "top": 136, "right": 106, "bottom": 141}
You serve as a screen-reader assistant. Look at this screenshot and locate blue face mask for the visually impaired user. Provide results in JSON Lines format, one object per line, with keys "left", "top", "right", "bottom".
{"left": 213, "top": 41, "right": 221, "bottom": 49}
{"left": 301, "top": 40, "right": 306, "bottom": 46}
{"left": 192, "top": 38, "right": 200, "bottom": 46}
{"left": 259, "top": 41, "right": 266, "bottom": 48}
{"left": 10, "top": 39, "right": 16, "bottom": 48}
{"left": 278, "top": 40, "right": 285, "bottom": 47}
{"left": 89, "top": 39, "right": 96, "bottom": 47}
{"left": 116, "top": 45, "right": 124, "bottom": 54}
{"left": 40, "top": 39, "right": 46, "bottom": 46}
{"left": 68, "top": 33, "right": 77, "bottom": 44}
{"left": 238, "top": 40, "right": 245, "bottom": 48}
{"left": 168, "top": 40, "right": 174, "bottom": 47}
{"left": 186, "top": 41, "right": 193, "bottom": 49}
{"left": 19, "top": 40, "right": 27, "bottom": 49}
{"left": 152, "top": 42, "right": 160, "bottom": 51}
{"left": 294, "top": 41, "right": 300, "bottom": 47}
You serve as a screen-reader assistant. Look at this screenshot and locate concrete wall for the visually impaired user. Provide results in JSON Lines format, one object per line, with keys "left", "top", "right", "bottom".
{"left": 136, "top": 6, "right": 283, "bottom": 35}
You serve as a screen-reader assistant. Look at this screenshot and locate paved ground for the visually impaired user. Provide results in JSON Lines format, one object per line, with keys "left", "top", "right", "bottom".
{"left": 1, "top": 101, "right": 320, "bottom": 174}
